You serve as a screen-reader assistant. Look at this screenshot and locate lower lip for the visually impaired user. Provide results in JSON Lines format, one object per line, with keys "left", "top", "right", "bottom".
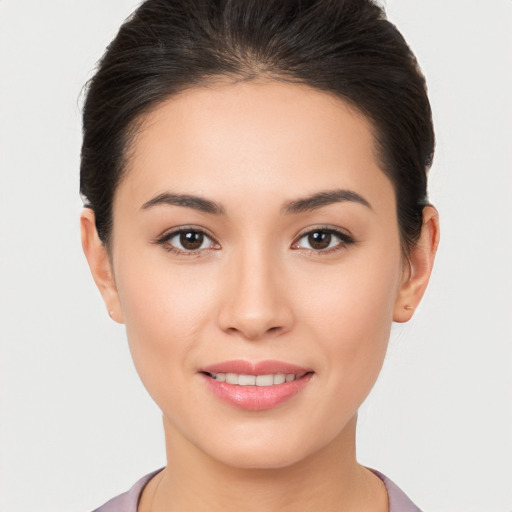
{"left": 201, "top": 373, "right": 313, "bottom": 411}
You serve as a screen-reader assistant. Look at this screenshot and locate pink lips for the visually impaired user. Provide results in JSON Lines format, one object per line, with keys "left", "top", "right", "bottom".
{"left": 200, "top": 360, "right": 313, "bottom": 411}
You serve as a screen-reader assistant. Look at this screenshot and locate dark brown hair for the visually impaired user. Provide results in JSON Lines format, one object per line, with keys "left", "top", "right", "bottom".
{"left": 80, "top": 0, "right": 434, "bottom": 249}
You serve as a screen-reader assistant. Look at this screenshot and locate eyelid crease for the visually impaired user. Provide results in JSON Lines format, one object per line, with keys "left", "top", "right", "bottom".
{"left": 153, "top": 226, "right": 221, "bottom": 255}
{"left": 291, "top": 226, "right": 356, "bottom": 253}
{"left": 292, "top": 224, "right": 354, "bottom": 242}
{"left": 152, "top": 225, "right": 355, "bottom": 257}
{"left": 153, "top": 225, "right": 217, "bottom": 241}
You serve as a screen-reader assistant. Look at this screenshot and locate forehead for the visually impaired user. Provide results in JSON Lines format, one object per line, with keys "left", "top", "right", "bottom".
{"left": 118, "top": 80, "right": 394, "bottom": 213}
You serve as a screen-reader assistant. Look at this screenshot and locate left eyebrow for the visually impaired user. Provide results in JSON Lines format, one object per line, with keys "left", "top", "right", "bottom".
{"left": 282, "top": 189, "right": 372, "bottom": 214}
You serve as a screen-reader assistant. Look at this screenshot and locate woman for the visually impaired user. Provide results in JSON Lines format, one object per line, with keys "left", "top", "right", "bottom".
{"left": 80, "top": 0, "right": 439, "bottom": 510}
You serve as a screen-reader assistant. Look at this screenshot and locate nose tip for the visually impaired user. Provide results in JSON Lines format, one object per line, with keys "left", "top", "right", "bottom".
{"left": 217, "top": 259, "right": 294, "bottom": 341}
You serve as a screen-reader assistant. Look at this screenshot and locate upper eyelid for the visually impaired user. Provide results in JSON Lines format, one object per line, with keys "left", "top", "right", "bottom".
{"left": 153, "top": 226, "right": 218, "bottom": 252}
{"left": 156, "top": 227, "right": 220, "bottom": 255}
{"left": 293, "top": 225, "right": 353, "bottom": 240}
{"left": 155, "top": 225, "right": 353, "bottom": 249}
{"left": 292, "top": 227, "right": 355, "bottom": 251}
{"left": 158, "top": 226, "right": 217, "bottom": 241}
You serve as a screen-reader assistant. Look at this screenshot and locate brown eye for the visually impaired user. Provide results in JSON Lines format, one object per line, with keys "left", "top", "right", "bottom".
{"left": 159, "top": 228, "right": 219, "bottom": 254}
{"left": 293, "top": 228, "right": 354, "bottom": 253}
{"left": 307, "top": 231, "right": 332, "bottom": 250}
{"left": 180, "top": 231, "right": 204, "bottom": 250}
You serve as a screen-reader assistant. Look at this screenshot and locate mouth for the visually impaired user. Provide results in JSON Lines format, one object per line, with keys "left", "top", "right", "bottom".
{"left": 204, "top": 371, "right": 308, "bottom": 386}
{"left": 199, "top": 361, "right": 314, "bottom": 411}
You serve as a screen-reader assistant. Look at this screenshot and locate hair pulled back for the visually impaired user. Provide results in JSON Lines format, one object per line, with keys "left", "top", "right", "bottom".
{"left": 80, "top": 0, "right": 434, "bottom": 249}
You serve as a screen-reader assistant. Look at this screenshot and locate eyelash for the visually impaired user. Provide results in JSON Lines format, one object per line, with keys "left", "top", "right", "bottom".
{"left": 155, "top": 227, "right": 220, "bottom": 256}
{"left": 154, "top": 226, "right": 355, "bottom": 256}
{"left": 292, "top": 227, "right": 355, "bottom": 255}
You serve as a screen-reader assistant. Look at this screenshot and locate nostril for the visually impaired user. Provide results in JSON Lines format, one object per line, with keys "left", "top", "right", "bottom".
{"left": 224, "top": 324, "right": 284, "bottom": 341}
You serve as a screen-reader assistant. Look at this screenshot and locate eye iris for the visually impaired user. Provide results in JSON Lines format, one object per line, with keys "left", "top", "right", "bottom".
{"left": 308, "top": 231, "right": 331, "bottom": 250}
{"left": 180, "top": 231, "right": 204, "bottom": 250}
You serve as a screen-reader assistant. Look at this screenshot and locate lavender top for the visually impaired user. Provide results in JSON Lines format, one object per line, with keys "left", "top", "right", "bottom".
{"left": 93, "top": 468, "right": 421, "bottom": 512}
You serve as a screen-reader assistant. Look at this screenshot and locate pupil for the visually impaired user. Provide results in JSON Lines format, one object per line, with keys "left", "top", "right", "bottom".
{"left": 180, "top": 231, "right": 203, "bottom": 250}
{"left": 308, "top": 231, "right": 331, "bottom": 250}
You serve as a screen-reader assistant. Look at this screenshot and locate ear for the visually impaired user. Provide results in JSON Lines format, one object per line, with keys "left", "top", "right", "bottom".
{"left": 80, "top": 208, "right": 124, "bottom": 324}
{"left": 393, "top": 205, "right": 440, "bottom": 323}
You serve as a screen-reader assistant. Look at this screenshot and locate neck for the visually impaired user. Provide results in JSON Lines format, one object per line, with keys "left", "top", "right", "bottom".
{"left": 140, "top": 415, "right": 387, "bottom": 512}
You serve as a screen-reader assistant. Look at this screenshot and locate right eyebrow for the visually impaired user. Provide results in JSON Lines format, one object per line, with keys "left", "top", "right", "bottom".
{"left": 140, "top": 193, "right": 225, "bottom": 215}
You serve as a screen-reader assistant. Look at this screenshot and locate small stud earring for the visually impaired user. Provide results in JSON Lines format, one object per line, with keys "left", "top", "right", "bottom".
{"left": 109, "top": 311, "right": 114, "bottom": 317}
{"left": 404, "top": 305, "right": 414, "bottom": 311}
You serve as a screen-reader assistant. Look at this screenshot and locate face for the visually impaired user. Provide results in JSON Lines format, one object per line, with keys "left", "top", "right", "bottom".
{"left": 95, "top": 81, "right": 414, "bottom": 469}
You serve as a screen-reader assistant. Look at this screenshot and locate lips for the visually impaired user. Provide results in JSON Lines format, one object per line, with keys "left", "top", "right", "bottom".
{"left": 200, "top": 360, "right": 313, "bottom": 411}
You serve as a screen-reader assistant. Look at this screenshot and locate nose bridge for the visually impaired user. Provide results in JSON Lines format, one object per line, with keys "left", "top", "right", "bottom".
{"left": 218, "top": 239, "right": 293, "bottom": 340}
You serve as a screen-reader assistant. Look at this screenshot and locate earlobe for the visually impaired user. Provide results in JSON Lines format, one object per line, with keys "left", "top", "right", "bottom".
{"left": 80, "top": 208, "right": 124, "bottom": 324}
{"left": 394, "top": 205, "right": 440, "bottom": 323}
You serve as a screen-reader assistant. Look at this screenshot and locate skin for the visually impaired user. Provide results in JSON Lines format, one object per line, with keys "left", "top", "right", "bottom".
{"left": 81, "top": 81, "right": 439, "bottom": 512}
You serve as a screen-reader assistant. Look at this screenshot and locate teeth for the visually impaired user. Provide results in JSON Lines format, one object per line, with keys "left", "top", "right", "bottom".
{"left": 210, "top": 373, "right": 298, "bottom": 386}
{"left": 273, "top": 374, "right": 286, "bottom": 385}
{"left": 255, "top": 374, "right": 274, "bottom": 386}
{"left": 225, "top": 373, "right": 238, "bottom": 384}
{"left": 238, "top": 374, "right": 256, "bottom": 386}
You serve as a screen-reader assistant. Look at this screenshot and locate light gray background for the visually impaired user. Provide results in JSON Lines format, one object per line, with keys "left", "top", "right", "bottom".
{"left": 1, "top": 1, "right": 511, "bottom": 511}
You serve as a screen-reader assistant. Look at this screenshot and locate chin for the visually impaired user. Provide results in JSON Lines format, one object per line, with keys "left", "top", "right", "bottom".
{"left": 190, "top": 421, "right": 344, "bottom": 471}
{"left": 208, "top": 442, "right": 313, "bottom": 470}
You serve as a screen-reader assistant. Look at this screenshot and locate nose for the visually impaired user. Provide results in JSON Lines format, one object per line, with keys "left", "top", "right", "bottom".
{"left": 217, "top": 245, "right": 294, "bottom": 341}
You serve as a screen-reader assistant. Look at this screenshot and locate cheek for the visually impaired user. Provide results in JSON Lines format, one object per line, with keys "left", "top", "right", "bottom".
{"left": 113, "top": 254, "right": 217, "bottom": 400}
{"left": 296, "top": 247, "right": 402, "bottom": 402}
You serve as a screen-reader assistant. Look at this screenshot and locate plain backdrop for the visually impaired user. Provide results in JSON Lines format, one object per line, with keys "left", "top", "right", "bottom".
{"left": 1, "top": 1, "right": 511, "bottom": 511}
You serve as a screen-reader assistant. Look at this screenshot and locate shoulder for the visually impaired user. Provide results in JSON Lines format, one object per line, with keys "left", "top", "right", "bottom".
{"left": 91, "top": 467, "right": 421, "bottom": 512}
{"left": 371, "top": 469, "right": 423, "bottom": 512}
{"left": 91, "top": 469, "right": 164, "bottom": 512}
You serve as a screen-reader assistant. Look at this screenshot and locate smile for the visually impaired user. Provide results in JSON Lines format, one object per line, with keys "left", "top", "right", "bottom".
{"left": 200, "top": 361, "right": 313, "bottom": 411}
{"left": 208, "top": 373, "right": 302, "bottom": 386}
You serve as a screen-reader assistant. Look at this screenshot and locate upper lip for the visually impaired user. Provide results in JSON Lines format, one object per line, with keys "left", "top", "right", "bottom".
{"left": 200, "top": 360, "right": 312, "bottom": 376}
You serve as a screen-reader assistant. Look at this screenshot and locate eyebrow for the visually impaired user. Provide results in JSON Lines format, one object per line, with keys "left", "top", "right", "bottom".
{"left": 140, "top": 188, "right": 371, "bottom": 216}
{"left": 141, "top": 193, "right": 225, "bottom": 215}
{"left": 282, "top": 189, "right": 372, "bottom": 214}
